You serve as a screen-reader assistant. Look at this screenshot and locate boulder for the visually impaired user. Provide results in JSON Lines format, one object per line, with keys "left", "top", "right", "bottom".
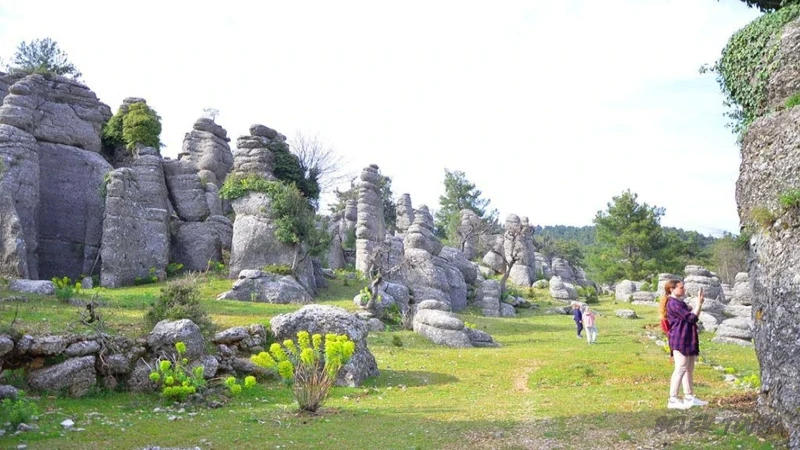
{"left": 27, "top": 355, "right": 96, "bottom": 397}
{"left": 146, "top": 319, "right": 205, "bottom": 360}
{"left": 216, "top": 270, "right": 313, "bottom": 304}
{"left": 270, "top": 305, "right": 379, "bottom": 387}
{"left": 8, "top": 279, "right": 54, "bottom": 295}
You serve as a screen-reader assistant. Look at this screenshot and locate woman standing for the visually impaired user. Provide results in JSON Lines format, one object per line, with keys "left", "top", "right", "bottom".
{"left": 659, "top": 280, "right": 708, "bottom": 409}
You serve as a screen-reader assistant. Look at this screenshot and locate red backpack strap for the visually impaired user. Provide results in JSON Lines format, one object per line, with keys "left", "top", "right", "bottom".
{"left": 660, "top": 318, "right": 670, "bottom": 334}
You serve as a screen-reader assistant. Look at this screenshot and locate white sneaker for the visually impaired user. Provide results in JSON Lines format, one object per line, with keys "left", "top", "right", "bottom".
{"left": 684, "top": 396, "right": 708, "bottom": 407}
{"left": 667, "top": 397, "right": 691, "bottom": 410}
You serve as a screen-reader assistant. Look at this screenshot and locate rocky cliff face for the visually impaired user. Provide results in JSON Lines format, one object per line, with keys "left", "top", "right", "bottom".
{"left": 735, "top": 16, "right": 800, "bottom": 447}
{"left": 0, "top": 73, "right": 112, "bottom": 280}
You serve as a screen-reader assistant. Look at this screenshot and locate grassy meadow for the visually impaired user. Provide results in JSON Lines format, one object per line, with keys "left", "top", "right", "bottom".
{"left": 0, "top": 274, "right": 787, "bottom": 449}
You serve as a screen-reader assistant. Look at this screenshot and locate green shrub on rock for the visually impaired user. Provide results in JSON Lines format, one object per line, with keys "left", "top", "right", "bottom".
{"left": 144, "top": 278, "right": 215, "bottom": 336}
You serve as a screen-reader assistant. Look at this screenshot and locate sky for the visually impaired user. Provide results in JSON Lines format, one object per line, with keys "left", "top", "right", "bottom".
{"left": 0, "top": 0, "right": 762, "bottom": 236}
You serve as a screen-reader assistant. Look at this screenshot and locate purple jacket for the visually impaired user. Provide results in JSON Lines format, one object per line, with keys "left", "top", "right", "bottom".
{"left": 666, "top": 296, "right": 699, "bottom": 356}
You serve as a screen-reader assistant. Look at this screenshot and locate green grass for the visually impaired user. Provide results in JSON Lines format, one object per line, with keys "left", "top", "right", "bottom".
{"left": 0, "top": 278, "right": 788, "bottom": 449}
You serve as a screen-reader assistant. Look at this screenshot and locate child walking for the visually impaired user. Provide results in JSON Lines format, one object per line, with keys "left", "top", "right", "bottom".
{"left": 582, "top": 305, "right": 598, "bottom": 344}
{"left": 572, "top": 303, "right": 583, "bottom": 338}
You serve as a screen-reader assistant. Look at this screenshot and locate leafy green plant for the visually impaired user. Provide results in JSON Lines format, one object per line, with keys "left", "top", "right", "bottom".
{"left": 391, "top": 335, "right": 403, "bottom": 347}
{"left": 224, "top": 375, "right": 257, "bottom": 396}
{"left": 206, "top": 260, "right": 226, "bottom": 275}
{"left": 750, "top": 206, "right": 776, "bottom": 229}
{"left": 724, "top": 367, "right": 737, "bottom": 374}
{"left": 148, "top": 342, "right": 206, "bottom": 401}
{"left": 736, "top": 373, "right": 761, "bottom": 389}
{"left": 778, "top": 188, "right": 800, "bottom": 209}
{"left": 52, "top": 276, "right": 81, "bottom": 302}
{"left": 250, "top": 331, "right": 355, "bottom": 412}
{"left": 343, "top": 228, "right": 356, "bottom": 250}
{"left": 144, "top": 278, "right": 215, "bottom": 336}
{"left": 785, "top": 92, "right": 800, "bottom": 109}
{"left": 463, "top": 321, "right": 477, "bottom": 329}
{"left": 166, "top": 263, "right": 184, "bottom": 277}
{"left": 701, "top": 3, "right": 800, "bottom": 135}
{"left": 358, "top": 286, "right": 372, "bottom": 306}
{"left": 134, "top": 267, "right": 159, "bottom": 286}
{"left": 263, "top": 264, "right": 293, "bottom": 276}
{"left": 0, "top": 391, "right": 39, "bottom": 427}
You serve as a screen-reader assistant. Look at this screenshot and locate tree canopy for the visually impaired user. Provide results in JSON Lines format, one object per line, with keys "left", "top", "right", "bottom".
{"left": 10, "top": 38, "right": 81, "bottom": 79}
{"left": 435, "top": 169, "right": 497, "bottom": 240}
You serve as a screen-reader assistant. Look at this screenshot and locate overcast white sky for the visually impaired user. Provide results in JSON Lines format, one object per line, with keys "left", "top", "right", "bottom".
{"left": 0, "top": 0, "right": 761, "bottom": 236}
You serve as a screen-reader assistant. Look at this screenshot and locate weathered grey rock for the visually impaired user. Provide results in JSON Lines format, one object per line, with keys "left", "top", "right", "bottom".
{"left": 737, "top": 83, "right": 800, "bottom": 442}
{"left": 0, "top": 385, "right": 19, "bottom": 400}
{"left": 147, "top": 319, "right": 204, "bottom": 360}
{"left": 162, "top": 159, "right": 210, "bottom": 222}
{"left": 475, "top": 279, "right": 502, "bottom": 316}
{"left": 27, "top": 355, "right": 96, "bottom": 397}
{"left": 439, "top": 247, "right": 478, "bottom": 285}
{"left": 312, "top": 259, "right": 328, "bottom": 289}
{"left": 397, "top": 248, "right": 467, "bottom": 311}
{"left": 64, "top": 340, "right": 101, "bottom": 357}
{"left": 0, "top": 74, "right": 110, "bottom": 153}
{"left": 464, "top": 328, "right": 499, "bottom": 347}
{"left": 212, "top": 327, "right": 249, "bottom": 345}
{"left": 127, "top": 358, "right": 158, "bottom": 393}
{"left": 344, "top": 198, "right": 358, "bottom": 234}
{"left": 533, "top": 252, "right": 552, "bottom": 280}
{"left": 179, "top": 118, "right": 232, "bottom": 187}
{"left": 190, "top": 355, "right": 219, "bottom": 379}
{"left": 724, "top": 304, "right": 752, "bottom": 319}
{"left": 354, "top": 165, "right": 386, "bottom": 274}
{"left": 80, "top": 277, "right": 92, "bottom": 290}
{"left": 551, "top": 258, "right": 575, "bottom": 283}
{"left": 366, "top": 318, "right": 386, "bottom": 332}
{"left": 327, "top": 216, "right": 345, "bottom": 270}
{"left": 228, "top": 192, "right": 316, "bottom": 293}
{"left": 549, "top": 276, "right": 578, "bottom": 300}
{"left": 711, "top": 336, "right": 755, "bottom": 347}
{"left": 698, "top": 312, "right": 720, "bottom": 333}
{"left": 100, "top": 147, "right": 170, "bottom": 287}
{"left": 615, "top": 280, "right": 637, "bottom": 302}
{"left": 458, "top": 209, "right": 483, "bottom": 261}
{"left": 380, "top": 281, "right": 410, "bottom": 311}
{"left": 715, "top": 318, "right": 753, "bottom": 341}
{"left": 395, "top": 194, "right": 414, "bottom": 236}
{"left": 230, "top": 125, "right": 280, "bottom": 179}
{"left": 204, "top": 182, "right": 223, "bottom": 216}
{"left": 683, "top": 264, "right": 724, "bottom": 301}
{"left": 0, "top": 334, "right": 13, "bottom": 357}
{"left": 500, "top": 303, "right": 516, "bottom": 317}
{"left": 28, "top": 335, "right": 68, "bottom": 355}
{"left": 270, "top": 305, "right": 379, "bottom": 387}
{"left": 0, "top": 124, "right": 38, "bottom": 278}
{"left": 9, "top": 279, "right": 54, "bottom": 295}
{"left": 416, "top": 300, "right": 451, "bottom": 311}
{"left": 413, "top": 312, "right": 472, "bottom": 348}
{"left": 532, "top": 279, "right": 548, "bottom": 289}
{"left": 734, "top": 272, "right": 749, "bottom": 284}
{"left": 615, "top": 309, "right": 638, "bottom": 319}
{"left": 170, "top": 219, "right": 227, "bottom": 272}
{"left": 732, "top": 273, "right": 753, "bottom": 306}
{"left": 654, "top": 273, "right": 682, "bottom": 298}
{"left": 34, "top": 143, "right": 111, "bottom": 279}
{"left": 403, "top": 205, "right": 442, "bottom": 256}
{"left": 216, "top": 271, "right": 312, "bottom": 304}
{"left": 632, "top": 291, "right": 656, "bottom": 302}
{"left": 206, "top": 215, "right": 233, "bottom": 252}
{"left": 481, "top": 236, "right": 505, "bottom": 274}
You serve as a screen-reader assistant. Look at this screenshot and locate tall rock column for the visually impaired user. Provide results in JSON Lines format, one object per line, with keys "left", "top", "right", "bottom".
{"left": 100, "top": 146, "right": 170, "bottom": 287}
{"left": 0, "top": 124, "right": 38, "bottom": 278}
{"left": 355, "top": 165, "right": 385, "bottom": 276}
{"left": 395, "top": 194, "right": 415, "bottom": 237}
{"left": 227, "top": 125, "right": 316, "bottom": 293}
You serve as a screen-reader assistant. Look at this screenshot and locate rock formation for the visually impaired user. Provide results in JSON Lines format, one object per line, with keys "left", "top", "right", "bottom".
{"left": 178, "top": 117, "right": 233, "bottom": 188}
{"left": 0, "top": 74, "right": 113, "bottom": 280}
{"left": 227, "top": 125, "right": 316, "bottom": 292}
{"left": 354, "top": 165, "right": 385, "bottom": 276}
{"left": 395, "top": 194, "right": 414, "bottom": 236}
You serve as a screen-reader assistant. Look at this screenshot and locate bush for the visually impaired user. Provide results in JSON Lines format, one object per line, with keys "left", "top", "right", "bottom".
{"left": 52, "top": 276, "right": 81, "bottom": 302}
{"left": 149, "top": 342, "right": 206, "bottom": 402}
{"left": 102, "top": 102, "right": 162, "bottom": 151}
{"left": 0, "top": 391, "right": 39, "bottom": 427}
{"left": 10, "top": 38, "right": 81, "bottom": 79}
{"left": 250, "top": 331, "right": 355, "bottom": 412}
{"left": 263, "top": 264, "right": 293, "bottom": 276}
{"left": 144, "top": 279, "right": 215, "bottom": 336}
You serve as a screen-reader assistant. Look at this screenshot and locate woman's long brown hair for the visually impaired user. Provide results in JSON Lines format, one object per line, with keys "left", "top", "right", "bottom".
{"left": 659, "top": 279, "right": 681, "bottom": 319}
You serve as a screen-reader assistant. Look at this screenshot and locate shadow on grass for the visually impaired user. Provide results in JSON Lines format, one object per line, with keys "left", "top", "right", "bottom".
{"left": 367, "top": 369, "right": 460, "bottom": 387}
